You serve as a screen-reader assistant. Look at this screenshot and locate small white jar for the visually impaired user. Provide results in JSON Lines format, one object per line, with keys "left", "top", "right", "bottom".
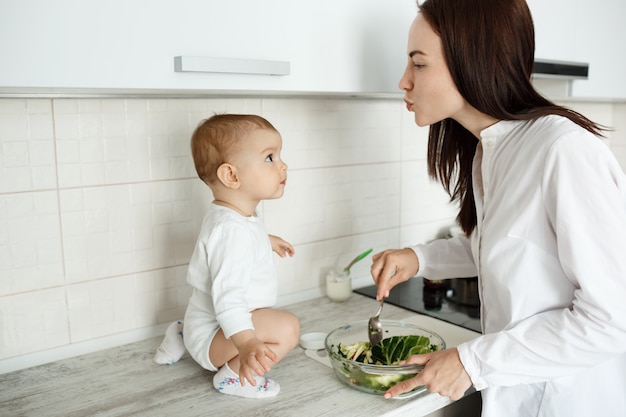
{"left": 326, "top": 270, "right": 352, "bottom": 302}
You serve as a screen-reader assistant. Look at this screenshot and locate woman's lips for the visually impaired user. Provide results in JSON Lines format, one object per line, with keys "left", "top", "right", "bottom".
{"left": 404, "top": 99, "right": 413, "bottom": 111}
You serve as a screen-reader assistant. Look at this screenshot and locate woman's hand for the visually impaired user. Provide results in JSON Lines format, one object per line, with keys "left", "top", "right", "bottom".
{"left": 384, "top": 348, "right": 473, "bottom": 401}
{"left": 269, "top": 234, "right": 295, "bottom": 258}
{"left": 370, "top": 248, "right": 419, "bottom": 300}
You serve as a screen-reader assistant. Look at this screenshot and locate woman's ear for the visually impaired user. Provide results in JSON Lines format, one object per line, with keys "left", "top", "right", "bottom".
{"left": 216, "top": 163, "right": 241, "bottom": 189}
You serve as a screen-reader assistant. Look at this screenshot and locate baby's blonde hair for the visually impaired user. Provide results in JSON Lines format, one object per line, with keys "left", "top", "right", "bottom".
{"left": 190, "top": 114, "right": 277, "bottom": 185}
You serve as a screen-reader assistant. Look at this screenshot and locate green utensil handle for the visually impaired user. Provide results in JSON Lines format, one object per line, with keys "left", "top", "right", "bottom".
{"left": 343, "top": 248, "right": 374, "bottom": 272}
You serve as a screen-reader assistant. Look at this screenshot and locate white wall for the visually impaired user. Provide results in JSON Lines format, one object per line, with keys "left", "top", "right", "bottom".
{"left": 611, "top": 103, "right": 626, "bottom": 169}
{"left": 1, "top": 96, "right": 624, "bottom": 373}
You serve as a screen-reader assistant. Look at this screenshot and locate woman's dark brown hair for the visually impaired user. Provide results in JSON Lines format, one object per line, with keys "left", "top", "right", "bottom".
{"left": 418, "top": 0, "right": 606, "bottom": 235}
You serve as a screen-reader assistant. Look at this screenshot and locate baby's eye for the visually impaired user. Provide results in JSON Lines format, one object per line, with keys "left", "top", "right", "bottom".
{"left": 265, "top": 154, "right": 274, "bottom": 162}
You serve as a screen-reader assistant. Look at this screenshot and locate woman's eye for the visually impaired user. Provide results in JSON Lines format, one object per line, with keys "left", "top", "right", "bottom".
{"left": 265, "top": 154, "right": 274, "bottom": 162}
{"left": 413, "top": 63, "right": 425, "bottom": 69}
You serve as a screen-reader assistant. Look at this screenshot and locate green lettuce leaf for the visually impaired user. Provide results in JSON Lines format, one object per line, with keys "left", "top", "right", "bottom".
{"left": 370, "top": 335, "right": 437, "bottom": 365}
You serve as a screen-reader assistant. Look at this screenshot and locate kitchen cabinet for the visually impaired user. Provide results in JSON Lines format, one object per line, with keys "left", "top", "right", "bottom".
{"left": 527, "top": 0, "right": 626, "bottom": 99}
{"left": 4, "top": 0, "right": 622, "bottom": 99}
{"left": 0, "top": 0, "right": 416, "bottom": 96}
{"left": 568, "top": 0, "right": 626, "bottom": 99}
{"left": 527, "top": 0, "right": 578, "bottom": 63}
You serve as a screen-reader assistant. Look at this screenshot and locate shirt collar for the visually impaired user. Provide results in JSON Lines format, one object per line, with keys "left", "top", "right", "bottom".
{"left": 479, "top": 120, "right": 523, "bottom": 142}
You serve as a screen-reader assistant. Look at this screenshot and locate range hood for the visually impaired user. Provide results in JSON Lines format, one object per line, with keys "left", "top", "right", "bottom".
{"left": 532, "top": 59, "right": 589, "bottom": 80}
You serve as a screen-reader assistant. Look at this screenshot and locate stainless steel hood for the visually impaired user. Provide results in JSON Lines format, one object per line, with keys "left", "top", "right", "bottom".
{"left": 532, "top": 59, "right": 589, "bottom": 80}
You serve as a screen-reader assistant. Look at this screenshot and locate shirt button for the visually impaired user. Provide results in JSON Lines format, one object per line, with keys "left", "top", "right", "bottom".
{"left": 486, "top": 140, "right": 495, "bottom": 147}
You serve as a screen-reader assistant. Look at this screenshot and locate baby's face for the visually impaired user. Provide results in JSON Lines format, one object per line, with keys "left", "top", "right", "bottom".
{"left": 230, "top": 128, "right": 288, "bottom": 201}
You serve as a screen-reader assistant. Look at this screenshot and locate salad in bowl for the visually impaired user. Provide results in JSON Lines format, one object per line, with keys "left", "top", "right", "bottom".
{"left": 324, "top": 320, "right": 445, "bottom": 398}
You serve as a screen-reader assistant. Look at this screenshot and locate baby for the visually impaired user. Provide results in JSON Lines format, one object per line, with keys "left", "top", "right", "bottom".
{"left": 154, "top": 114, "right": 300, "bottom": 399}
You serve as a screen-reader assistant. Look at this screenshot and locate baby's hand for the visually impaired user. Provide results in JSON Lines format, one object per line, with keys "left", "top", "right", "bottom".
{"left": 236, "top": 337, "right": 278, "bottom": 386}
{"left": 269, "top": 234, "right": 295, "bottom": 258}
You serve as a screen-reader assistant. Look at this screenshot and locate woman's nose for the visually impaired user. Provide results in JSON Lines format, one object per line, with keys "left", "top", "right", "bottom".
{"left": 398, "top": 65, "right": 412, "bottom": 91}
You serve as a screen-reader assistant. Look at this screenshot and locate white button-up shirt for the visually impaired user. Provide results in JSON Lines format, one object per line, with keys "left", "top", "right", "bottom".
{"left": 412, "top": 115, "right": 626, "bottom": 417}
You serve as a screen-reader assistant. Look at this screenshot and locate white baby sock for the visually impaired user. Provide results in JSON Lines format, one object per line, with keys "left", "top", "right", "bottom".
{"left": 213, "top": 362, "right": 280, "bottom": 398}
{"left": 153, "top": 320, "right": 186, "bottom": 365}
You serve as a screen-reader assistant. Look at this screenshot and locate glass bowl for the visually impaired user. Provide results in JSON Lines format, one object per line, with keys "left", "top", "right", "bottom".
{"left": 324, "top": 319, "right": 445, "bottom": 398}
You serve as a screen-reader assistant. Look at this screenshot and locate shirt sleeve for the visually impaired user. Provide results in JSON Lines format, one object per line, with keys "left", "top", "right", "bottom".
{"left": 459, "top": 133, "right": 626, "bottom": 388}
{"left": 410, "top": 235, "right": 478, "bottom": 279}
{"left": 206, "top": 221, "right": 257, "bottom": 339}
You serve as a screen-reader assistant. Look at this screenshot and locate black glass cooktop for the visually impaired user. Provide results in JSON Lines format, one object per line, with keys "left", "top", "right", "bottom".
{"left": 354, "top": 278, "right": 482, "bottom": 333}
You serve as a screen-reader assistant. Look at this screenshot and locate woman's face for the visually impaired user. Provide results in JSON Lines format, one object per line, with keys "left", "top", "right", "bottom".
{"left": 399, "top": 13, "right": 466, "bottom": 127}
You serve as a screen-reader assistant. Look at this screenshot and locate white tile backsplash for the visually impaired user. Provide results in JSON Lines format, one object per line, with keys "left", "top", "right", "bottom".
{"left": 0, "top": 191, "right": 64, "bottom": 295}
{"left": 0, "top": 287, "right": 69, "bottom": 359}
{"left": 0, "top": 99, "right": 56, "bottom": 193}
{"left": 1, "top": 96, "right": 624, "bottom": 366}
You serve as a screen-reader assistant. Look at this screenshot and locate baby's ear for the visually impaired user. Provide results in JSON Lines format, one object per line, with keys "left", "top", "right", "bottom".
{"left": 216, "top": 163, "right": 241, "bottom": 189}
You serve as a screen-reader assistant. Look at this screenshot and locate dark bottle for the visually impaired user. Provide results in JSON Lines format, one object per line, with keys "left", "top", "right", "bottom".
{"left": 422, "top": 278, "right": 446, "bottom": 311}
{"left": 423, "top": 277, "right": 446, "bottom": 289}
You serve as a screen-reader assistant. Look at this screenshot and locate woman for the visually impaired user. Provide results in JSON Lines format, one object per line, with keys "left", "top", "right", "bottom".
{"left": 371, "top": 0, "right": 626, "bottom": 416}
